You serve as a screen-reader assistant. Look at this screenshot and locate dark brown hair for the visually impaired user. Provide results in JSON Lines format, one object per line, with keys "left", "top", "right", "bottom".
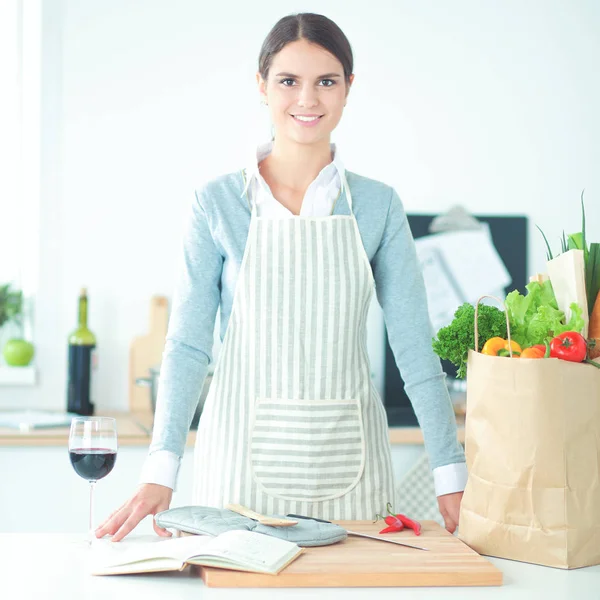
{"left": 258, "top": 13, "right": 353, "bottom": 84}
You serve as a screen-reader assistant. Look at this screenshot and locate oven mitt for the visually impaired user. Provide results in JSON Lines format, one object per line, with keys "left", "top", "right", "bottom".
{"left": 154, "top": 505, "right": 347, "bottom": 547}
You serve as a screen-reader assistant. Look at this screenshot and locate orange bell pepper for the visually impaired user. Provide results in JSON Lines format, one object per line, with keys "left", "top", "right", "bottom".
{"left": 521, "top": 346, "right": 545, "bottom": 359}
{"left": 520, "top": 342, "right": 551, "bottom": 359}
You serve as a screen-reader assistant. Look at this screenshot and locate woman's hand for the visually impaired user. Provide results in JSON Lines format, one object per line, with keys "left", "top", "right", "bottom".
{"left": 437, "top": 491, "right": 463, "bottom": 533}
{"left": 95, "top": 483, "right": 173, "bottom": 542}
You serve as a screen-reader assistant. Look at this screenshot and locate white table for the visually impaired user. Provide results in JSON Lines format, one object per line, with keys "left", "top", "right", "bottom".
{"left": 1, "top": 534, "right": 598, "bottom": 600}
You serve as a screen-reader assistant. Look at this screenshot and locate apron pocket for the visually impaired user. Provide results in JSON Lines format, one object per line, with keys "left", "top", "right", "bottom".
{"left": 250, "top": 398, "right": 366, "bottom": 502}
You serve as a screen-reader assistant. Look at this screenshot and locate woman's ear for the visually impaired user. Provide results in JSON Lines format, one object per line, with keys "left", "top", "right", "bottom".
{"left": 256, "top": 72, "right": 268, "bottom": 105}
{"left": 346, "top": 73, "right": 355, "bottom": 97}
{"left": 344, "top": 74, "right": 354, "bottom": 106}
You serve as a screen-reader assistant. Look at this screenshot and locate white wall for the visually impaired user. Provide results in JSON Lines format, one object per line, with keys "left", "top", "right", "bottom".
{"left": 2, "top": 0, "right": 599, "bottom": 411}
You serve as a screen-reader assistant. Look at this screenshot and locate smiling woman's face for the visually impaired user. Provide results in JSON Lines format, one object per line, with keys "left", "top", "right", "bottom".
{"left": 257, "top": 39, "right": 353, "bottom": 147}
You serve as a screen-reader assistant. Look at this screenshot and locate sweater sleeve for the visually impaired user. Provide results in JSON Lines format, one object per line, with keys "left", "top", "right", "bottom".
{"left": 141, "top": 186, "right": 223, "bottom": 488}
{"left": 371, "top": 187, "right": 465, "bottom": 470}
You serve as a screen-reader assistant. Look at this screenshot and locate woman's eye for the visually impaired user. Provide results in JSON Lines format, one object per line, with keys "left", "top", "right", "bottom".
{"left": 279, "top": 78, "right": 296, "bottom": 86}
{"left": 319, "top": 79, "right": 336, "bottom": 87}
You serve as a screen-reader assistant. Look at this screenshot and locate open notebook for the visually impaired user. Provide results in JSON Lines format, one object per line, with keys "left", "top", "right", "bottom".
{"left": 90, "top": 530, "right": 304, "bottom": 576}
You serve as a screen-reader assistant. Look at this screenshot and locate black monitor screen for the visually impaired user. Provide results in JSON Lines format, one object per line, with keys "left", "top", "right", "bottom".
{"left": 383, "top": 214, "right": 528, "bottom": 426}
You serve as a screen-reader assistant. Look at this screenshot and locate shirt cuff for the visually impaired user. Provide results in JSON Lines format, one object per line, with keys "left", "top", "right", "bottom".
{"left": 139, "top": 450, "right": 181, "bottom": 491}
{"left": 433, "top": 462, "right": 468, "bottom": 497}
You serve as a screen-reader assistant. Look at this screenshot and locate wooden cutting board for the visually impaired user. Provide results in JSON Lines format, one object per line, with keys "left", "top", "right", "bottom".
{"left": 128, "top": 296, "right": 169, "bottom": 413}
{"left": 197, "top": 520, "right": 503, "bottom": 588}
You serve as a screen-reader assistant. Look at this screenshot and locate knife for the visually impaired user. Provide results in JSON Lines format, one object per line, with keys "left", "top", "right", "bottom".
{"left": 286, "top": 514, "right": 429, "bottom": 551}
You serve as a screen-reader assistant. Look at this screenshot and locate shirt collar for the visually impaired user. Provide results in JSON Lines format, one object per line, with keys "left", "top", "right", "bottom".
{"left": 241, "top": 141, "right": 345, "bottom": 198}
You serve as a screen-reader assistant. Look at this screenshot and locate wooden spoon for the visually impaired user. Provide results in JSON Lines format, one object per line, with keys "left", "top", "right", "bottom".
{"left": 225, "top": 503, "right": 298, "bottom": 527}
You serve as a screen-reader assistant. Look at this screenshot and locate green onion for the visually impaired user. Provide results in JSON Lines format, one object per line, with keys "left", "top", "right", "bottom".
{"left": 536, "top": 224, "right": 554, "bottom": 261}
{"left": 581, "top": 189, "right": 589, "bottom": 265}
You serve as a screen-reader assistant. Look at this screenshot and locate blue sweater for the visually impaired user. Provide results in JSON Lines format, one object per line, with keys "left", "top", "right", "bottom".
{"left": 150, "top": 170, "right": 465, "bottom": 473}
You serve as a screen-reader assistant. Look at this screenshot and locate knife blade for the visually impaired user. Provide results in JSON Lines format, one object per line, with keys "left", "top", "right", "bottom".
{"left": 286, "top": 513, "right": 429, "bottom": 551}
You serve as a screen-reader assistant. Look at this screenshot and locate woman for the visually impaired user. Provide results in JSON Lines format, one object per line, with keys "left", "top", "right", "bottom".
{"left": 96, "top": 13, "right": 466, "bottom": 542}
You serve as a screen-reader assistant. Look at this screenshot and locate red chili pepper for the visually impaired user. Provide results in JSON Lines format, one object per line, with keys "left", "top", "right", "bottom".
{"left": 379, "top": 525, "right": 402, "bottom": 534}
{"left": 375, "top": 503, "right": 422, "bottom": 536}
{"left": 379, "top": 515, "right": 404, "bottom": 533}
{"left": 396, "top": 514, "right": 422, "bottom": 536}
{"left": 375, "top": 513, "right": 404, "bottom": 532}
{"left": 384, "top": 515, "right": 403, "bottom": 528}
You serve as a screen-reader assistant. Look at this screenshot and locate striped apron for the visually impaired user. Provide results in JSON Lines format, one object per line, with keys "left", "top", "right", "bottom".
{"left": 192, "top": 172, "right": 396, "bottom": 520}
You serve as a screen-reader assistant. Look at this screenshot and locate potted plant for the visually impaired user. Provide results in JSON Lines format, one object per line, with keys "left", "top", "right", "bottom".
{"left": 0, "top": 283, "right": 34, "bottom": 367}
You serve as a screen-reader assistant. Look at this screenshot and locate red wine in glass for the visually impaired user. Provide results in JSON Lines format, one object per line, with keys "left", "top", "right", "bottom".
{"left": 69, "top": 448, "right": 117, "bottom": 481}
{"left": 68, "top": 417, "right": 118, "bottom": 544}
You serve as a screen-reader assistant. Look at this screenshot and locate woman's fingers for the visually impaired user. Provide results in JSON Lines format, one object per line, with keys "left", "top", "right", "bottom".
{"left": 153, "top": 519, "right": 173, "bottom": 537}
{"left": 96, "top": 484, "right": 174, "bottom": 541}
{"left": 95, "top": 503, "right": 128, "bottom": 538}
{"left": 110, "top": 504, "right": 149, "bottom": 542}
{"left": 152, "top": 499, "right": 173, "bottom": 537}
{"left": 436, "top": 491, "right": 463, "bottom": 534}
{"left": 443, "top": 513, "right": 458, "bottom": 534}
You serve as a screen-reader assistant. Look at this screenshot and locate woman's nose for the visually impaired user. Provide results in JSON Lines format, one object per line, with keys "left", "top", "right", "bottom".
{"left": 296, "top": 85, "right": 318, "bottom": 108}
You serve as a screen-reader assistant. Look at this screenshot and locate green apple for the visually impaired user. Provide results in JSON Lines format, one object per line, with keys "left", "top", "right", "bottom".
{"left": 3, "top": 338, "right": 35, "bottom": 366}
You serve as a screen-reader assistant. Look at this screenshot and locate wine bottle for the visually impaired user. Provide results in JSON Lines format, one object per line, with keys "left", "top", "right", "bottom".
{"left": 67, "top": 288, "right": 97, "bottom": 416}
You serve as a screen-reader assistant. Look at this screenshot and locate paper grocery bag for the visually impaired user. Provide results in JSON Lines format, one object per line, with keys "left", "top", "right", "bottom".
{"left": 458, "top": 350, "right": 600, "bottom": 569}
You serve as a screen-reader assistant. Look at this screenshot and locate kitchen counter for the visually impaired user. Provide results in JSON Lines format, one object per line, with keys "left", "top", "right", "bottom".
{"left": 0, "top": 412, "right": 151, "bottom": 446}
{"left": 0, "top": 411, "right": 465, "bottom": 446}
{"left": 1, "top": 533, "right": 597, "bottom": 599}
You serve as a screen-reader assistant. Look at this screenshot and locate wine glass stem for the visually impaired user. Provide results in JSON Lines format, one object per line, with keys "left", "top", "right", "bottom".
{"left": 89, "top": 480, "right": 96, "bottom": 544}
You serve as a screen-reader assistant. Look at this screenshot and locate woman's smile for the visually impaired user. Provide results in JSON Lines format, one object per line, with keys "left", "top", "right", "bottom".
{"left": 290, "top": 113, "right": 323, "bottom": 127}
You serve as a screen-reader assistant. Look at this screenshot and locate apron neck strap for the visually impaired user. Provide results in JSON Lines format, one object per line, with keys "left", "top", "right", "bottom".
{"left": 339, "top": 170, "right": 353, "bottom": 214}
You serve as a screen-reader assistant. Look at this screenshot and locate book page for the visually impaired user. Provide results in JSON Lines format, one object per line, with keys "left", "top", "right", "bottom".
{"left": 187, "top": 530, "right": 301, "bottom": 573}
{"left": 90, "top": 530, "right": 302, "bottom": 576}
{"left": 91, "top": 558, "right": 184, "bottom": 576}
{"left": 90, "top": 534, "right": 212, "bottom": 570}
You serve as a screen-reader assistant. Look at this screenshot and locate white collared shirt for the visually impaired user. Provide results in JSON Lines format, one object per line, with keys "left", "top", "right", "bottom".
{"left": 140, "top": 142, "right": 468, "bottom": 498}
{"left": 243, "top": 141, "right": 344, "bottom": 217}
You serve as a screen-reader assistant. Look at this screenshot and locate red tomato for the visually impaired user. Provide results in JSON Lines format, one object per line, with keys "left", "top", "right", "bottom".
{"left": 549, "top": 332, "right": 587, "bottom": 363}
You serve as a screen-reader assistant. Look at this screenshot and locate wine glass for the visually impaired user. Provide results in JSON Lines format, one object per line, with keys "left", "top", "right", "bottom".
{"left": 68, "top": 417, "right": 118, "bottom": 544}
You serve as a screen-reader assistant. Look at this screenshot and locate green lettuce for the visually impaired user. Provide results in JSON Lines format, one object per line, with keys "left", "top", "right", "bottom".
{"left": 505, "top": 280, "right": 585, "bottom": 347}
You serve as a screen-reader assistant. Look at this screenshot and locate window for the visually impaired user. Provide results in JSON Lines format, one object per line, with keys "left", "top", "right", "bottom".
{"left": 0, "top": 0, "right": 23, "bottom": 285}
{"left": 0, "top": 0, "right": 40, "bottom": 380}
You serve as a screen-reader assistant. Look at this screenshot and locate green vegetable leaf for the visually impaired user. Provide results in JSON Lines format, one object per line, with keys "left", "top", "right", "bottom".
{"left": 0, "top": 283, "right": 23, "bottom": 329}
{"left": 432, "top": 302, "right": 507, "bottom": 379}
{"left": 581, "top": 189, "right": 589, "bottom": 266}
{"left": 505, "top": 281, "right": 585, "bottom": 347}
{"left": 555, "top": 302, "right": 585, "bottom": 337}
{"left": 505, "top": 280, "right": 559, "bottom": 346}
{"left": 525, "top": 304, "right": 564, "bottom": 343}
{"left": 567, "top": 231, "right": 584, "bottom": 251}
